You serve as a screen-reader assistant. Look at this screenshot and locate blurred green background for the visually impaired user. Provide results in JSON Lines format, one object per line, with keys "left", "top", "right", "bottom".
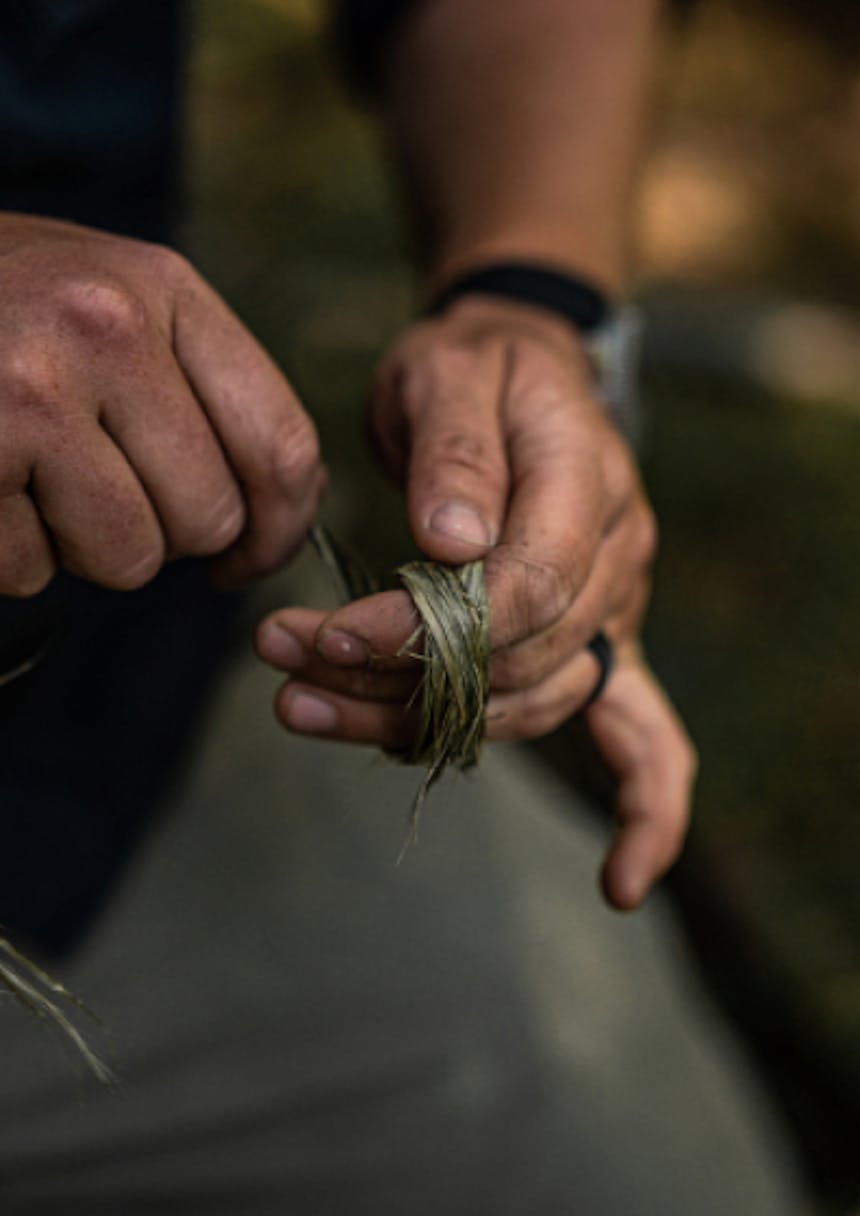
{"left": 185, "top": 3, "right": 859, "bottom": 1210}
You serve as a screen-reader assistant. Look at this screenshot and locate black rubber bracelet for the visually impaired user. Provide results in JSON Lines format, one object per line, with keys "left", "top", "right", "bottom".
{"left": 584, "top": 631, "right": 614, "bottom": 707}
{"left": 427, "top": 262, "right": 611, "bottom": 334}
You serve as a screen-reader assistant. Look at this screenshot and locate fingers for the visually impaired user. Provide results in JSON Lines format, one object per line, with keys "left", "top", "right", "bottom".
{"left": 262, "top": 604, "right": 695, "bottom": 913}
{"left": 99, "top": 339, "right": 246, "bottom": 557}
{"left": 258, "top": 605, "right": 605, "bottom": 748}
{"left": 0, "top": 492, "right": 55, "bottom": 596}
{"left": 489, "top": 500, "right": 654, "bottom": 692}
{"left": 294, "top": 448, "right": 649, "bottom": 702}
{"left": 485, "top": 648, "right": 600, "bottom": 741}
{"left": 375, "top": 336, "right": 634, "bottom": 654}
{"left": 0, "top": 332, "right": 169, "bottom": 589}
{"left": 373, "top": 344, "right": 509, "bottom": 564}
{"left": 31, "top": 427, "right": 165, "bottom": 589}
{"left": 0, "top": 227, "right": 324, "bottom": 592}
{"left": 257, "top": 608, "right": 419, "bottom": 702}
{"left": 585, "top": 656, "right": 696, "bottom": 911}
{"left": 171, "top": 263, "right": 325, "bottom": 583}
{"left": 309, "top": 590, "right": 422, "bottom": 671}
{"left": 258, "top": 605, "right": 423, "bottom": 750}
{"left": 483, "top": 354, "right": 631, "bottom": 649}
{"left": 274, "top": 681, "right": 417, "bottom": 749}
{"left": 266, "top": 487, "right": 649, "bottom": 699}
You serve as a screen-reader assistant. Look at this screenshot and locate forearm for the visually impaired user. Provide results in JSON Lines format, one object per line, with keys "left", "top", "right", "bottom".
{"left": 380, "top": 0, "right": 661, "bottom": 298}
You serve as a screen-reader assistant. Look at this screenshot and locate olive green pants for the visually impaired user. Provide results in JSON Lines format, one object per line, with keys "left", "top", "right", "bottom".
{"left": 0, "top": 636, "right": 810, "bottom": 1214}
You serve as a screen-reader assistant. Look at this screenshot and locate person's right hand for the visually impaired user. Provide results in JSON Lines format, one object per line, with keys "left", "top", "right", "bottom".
{"left": 0, "top": 213, "right": 325, "bottom": 595}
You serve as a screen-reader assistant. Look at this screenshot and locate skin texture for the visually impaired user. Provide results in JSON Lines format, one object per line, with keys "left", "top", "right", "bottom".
{"left": 0, "top": 212, "right": 325, "bottom": 595}
{"left": 257, "top": 298, "right": 697, "bottom": 911}
{"left": 381, "top": 0, "right": 662, "bottom": 296}
{"left": 258, "top": 0, "right": 697, "bottom": 910}
{"left": 1, "top": 0, "right": 696, "bottom": 911}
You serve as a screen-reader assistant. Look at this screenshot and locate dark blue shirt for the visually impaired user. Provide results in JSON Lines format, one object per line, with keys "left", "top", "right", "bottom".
{"left": 0, "top": 0, "right": 242, "bottom": 956}
{"left": 0, "top": 0, "right": 424, "bottom": 956}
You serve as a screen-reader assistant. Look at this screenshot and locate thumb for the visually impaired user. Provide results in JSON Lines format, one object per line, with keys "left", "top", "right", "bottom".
{"left": 402, "top": 347, "right": 509, "bottom": 563}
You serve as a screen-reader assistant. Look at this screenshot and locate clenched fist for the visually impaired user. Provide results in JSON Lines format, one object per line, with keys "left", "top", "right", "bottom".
{"left": 0, "top": 213, "right": 325, "bottom": 595}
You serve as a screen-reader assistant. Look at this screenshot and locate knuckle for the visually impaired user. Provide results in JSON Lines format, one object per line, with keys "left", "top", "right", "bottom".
{"left": 514, "top": 554, "right": 578, "bottom": 637}
{"left": 424, "top": 427, "right": 503, "bottom": 484}
{"left": 2, "top": 345, "right": 62, "bottom": 417}
{"left": 57, "top": 276, "right": 148, "bottom": 346}
{"left": 487, "top": 547, "right": 582, "bottom": 645}
{"left": 270, "top": 410, "right": 321, "bottom": 491}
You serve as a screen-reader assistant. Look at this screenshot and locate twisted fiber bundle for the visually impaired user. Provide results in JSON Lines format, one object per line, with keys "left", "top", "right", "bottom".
{"left": 397, "top": 559, "right": 489, "bottom": 837}
{"left": 311, "top": 525, "right": 491, "bottom": 838}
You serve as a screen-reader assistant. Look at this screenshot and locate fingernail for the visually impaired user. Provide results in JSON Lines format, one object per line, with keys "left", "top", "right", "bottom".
{"left": 259, "top": 623, "right": 305, "bottom": 670}
{"left": 285, "top": 689, "right": 339, "bottom": 734}
{"left": 318, "top": 629, "right": 368, "bottom": 666}
{"left": 428, "top": 501, "right": 493, "bottom": 547}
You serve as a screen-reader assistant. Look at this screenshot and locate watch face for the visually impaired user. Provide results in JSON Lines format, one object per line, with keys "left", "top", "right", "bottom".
{"left": 586, "top": 305, "right": 644, "bottom": 448}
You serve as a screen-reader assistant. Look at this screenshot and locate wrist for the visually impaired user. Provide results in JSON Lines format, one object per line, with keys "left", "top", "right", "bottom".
{"left": 426, "top": 258, "right": 614, "bottom": 336}
{"left": 424, "top": 260, "right": 642, "bottom": 445}
{"left": 426, "top": 231, "right": 626, "bottom": 304}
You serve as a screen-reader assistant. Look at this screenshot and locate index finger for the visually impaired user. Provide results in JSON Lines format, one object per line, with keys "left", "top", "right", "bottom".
{"left": 481, "top": 357, "right": 616, "bottom": 649}
{"left": 170, "top": 259, "right": 325, "bottom": 582}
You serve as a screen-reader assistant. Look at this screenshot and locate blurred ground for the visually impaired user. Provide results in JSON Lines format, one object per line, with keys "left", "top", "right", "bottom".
{"left": 185, "top": 3, "right": 859, "bottom": 1211}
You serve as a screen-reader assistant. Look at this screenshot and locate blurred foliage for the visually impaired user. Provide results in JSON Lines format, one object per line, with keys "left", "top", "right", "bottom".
{"left": 674, "top": 0, "right": 860, "bottom": 51}
{"left": 186, "top": 2, "right": 858, "bottom": 1210}
{"left": 639, "top": 0, "right": 860, "bottom": 303}
{"left": 643, "top": 371, "right": 860, "bottom": 1209}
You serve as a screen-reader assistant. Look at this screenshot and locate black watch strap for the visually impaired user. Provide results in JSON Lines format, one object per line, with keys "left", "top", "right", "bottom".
{"left": 427, "top": 261, "right": 611, "bottom": 334}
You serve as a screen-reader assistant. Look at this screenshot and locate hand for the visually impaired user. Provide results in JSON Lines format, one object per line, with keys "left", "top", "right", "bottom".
{"left": 259, "top": 294, "right": 656, "bottom": 732}
{"left": 257, "top": 296, "right": 695, "bottom": 905}
{"left": 257, "top": 611, "right": 695, "bottom": 909}
{"left": 0, "top": 213, "right": 324, "bottom": 595}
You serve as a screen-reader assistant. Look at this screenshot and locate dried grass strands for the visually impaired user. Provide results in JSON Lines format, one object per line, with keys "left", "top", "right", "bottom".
{"left": 396, "top": 560, "right": 489, "bottom": 844}
{"left": 309, "top": 523, "right": 378, "bottom": 602}
{"left": 0, "top": 934, "right": 114, "bottom": 1084}
{"left": 310, "top": 524, "right": 491, "bottom": 841}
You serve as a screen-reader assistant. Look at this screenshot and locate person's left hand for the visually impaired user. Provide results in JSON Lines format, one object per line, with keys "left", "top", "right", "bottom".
{"left": 259, "top": 295, "right": 655, "bottom": 725}
{"left": 256, "top": 296, "right": 695, "bottom": 906}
